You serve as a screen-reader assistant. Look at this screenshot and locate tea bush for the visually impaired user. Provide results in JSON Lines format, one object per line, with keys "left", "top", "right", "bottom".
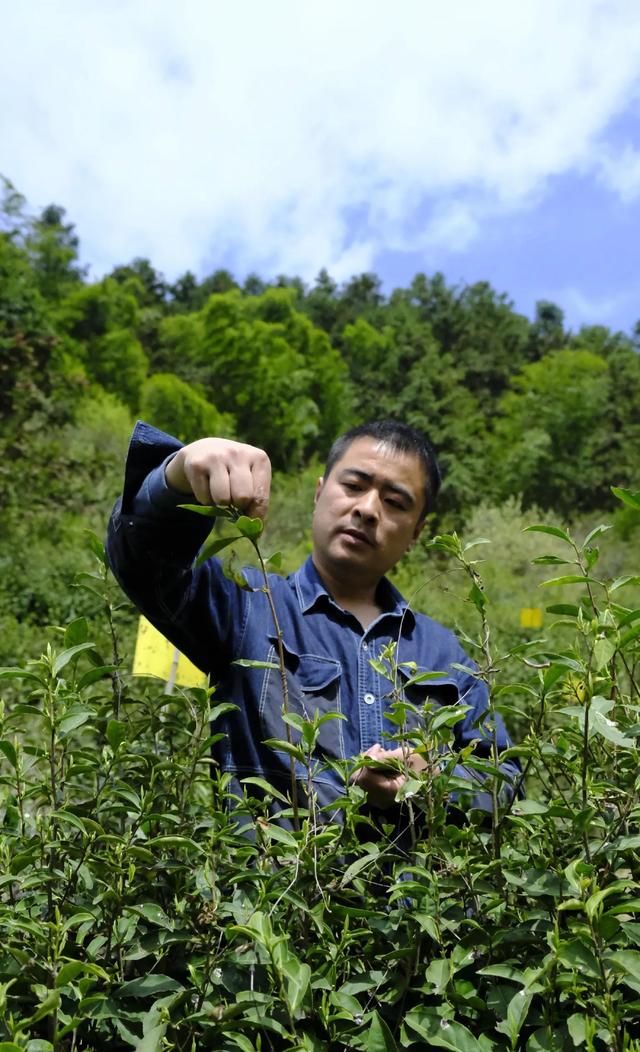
{"left": 1, "top": 493, "right": 640, "bottom": 1051}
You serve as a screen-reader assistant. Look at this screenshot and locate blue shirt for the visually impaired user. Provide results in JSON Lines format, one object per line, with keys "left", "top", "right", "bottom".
{"left": 107, "top": 422, "right": 519, "bottom": 818}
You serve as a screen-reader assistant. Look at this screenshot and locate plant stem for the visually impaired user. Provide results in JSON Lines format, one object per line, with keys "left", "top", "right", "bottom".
{"left": 253, "top": 543, "right": 300, "bottom": 832}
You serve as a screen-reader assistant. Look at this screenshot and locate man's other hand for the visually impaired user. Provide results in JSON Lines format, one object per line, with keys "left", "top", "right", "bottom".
{"left": 165, "top": 438, "right": 272, "bottom": 521}
{"left": 351, "top": 743, "right": 427, "bottom": 810}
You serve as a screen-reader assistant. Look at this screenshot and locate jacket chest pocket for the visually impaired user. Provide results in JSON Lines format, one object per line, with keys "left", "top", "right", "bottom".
{"left": 258, "top": 639, "right": 345, "bottom": 761}
{"left": 389, "top": 668, "right": 461, "bottom": 737}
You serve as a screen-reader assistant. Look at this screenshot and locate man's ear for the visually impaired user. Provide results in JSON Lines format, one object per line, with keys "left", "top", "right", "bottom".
{"left": 314, "top": 477, "right": 324, "bottom": 505}
{"left": 410, "top": 517, "right": 427, "bottom": 545}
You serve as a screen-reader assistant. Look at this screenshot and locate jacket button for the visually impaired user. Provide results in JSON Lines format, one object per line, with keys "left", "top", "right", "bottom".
{"left": 363, "top": 692, "right": 375, "bottom": 705}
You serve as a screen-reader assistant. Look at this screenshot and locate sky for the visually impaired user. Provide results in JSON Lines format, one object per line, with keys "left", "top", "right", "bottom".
{"left": 2, "top": 0, "right": 640, "bottom": 334}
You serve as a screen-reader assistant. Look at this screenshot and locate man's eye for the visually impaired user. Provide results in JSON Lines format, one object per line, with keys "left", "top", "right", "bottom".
{"left": 343, "top": 482, "right": 360, "bottom": 492}
{"left": 386, "top": 499, "right": 404, "bottom": 510}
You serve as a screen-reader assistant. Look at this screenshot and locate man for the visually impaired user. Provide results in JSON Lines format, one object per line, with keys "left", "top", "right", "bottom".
{"left": 107, "top": 419, "right": 517, "bottom": 821}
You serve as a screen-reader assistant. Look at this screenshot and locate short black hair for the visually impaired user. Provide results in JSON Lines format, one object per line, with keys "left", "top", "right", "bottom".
{"left": 323, "top": 420, "right": 441, "bottom": 519}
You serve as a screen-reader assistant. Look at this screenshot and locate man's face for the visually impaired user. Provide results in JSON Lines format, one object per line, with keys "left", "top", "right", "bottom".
{"left": 311, "top": 436, "right": 428, "bottom": 588}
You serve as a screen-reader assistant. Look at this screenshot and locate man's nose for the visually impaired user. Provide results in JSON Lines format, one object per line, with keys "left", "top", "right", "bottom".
{"left": 354, "top": 489, "right": 380, "bottom": 521}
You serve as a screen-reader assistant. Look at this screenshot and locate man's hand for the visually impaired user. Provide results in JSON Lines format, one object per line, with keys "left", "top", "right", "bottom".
{"left": 351, "top": 743, "right": 427, "bottom": 810}
{"left": 165, "top": 438, "right": 272, "bottom": 521}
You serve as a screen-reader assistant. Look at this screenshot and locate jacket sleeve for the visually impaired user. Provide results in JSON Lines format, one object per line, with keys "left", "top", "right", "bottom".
{"left": 106, "top": 421, "right": 245, "bottom": 678}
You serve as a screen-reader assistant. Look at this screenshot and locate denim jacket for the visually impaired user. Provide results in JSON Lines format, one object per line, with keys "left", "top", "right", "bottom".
{"left": 106, "top": 422, "right": 519, "bottom": 818}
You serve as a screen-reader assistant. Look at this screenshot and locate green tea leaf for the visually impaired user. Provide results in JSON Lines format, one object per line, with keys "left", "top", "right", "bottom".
{"left": 232, "top": 658, "right": 280, "bottom": 670}
{"left": 130, "top": 903, "right": 174, "bottom": 928}
{"left": 366, "top": 1010, "right": 398, "bottom": 1051}
{"left": 540, "top": 575, "right": 600, "bottom": 587}
{"left": 178, "top": 503, "right": 235, "bottom": 518}
{"left": 609, "top": 575, "right": 640, "bottom": 592}
{"left": 340, "top": 849, "right": 381, "bottom": 888}
{"left": 583, "top": 523, "right": 613, "bottom": 547}
{"left": 607, "top": 949, "right": 640, "bottom": 985}
{"left": 195, "top": 534, "right": 238, "bottom": 567}
{"left": 591, "top": 709, "right": 635, "bottom": 749}
{"left": 611, "top": 486, "right": 640, "bottom": 510}
{"left": 592, "top": 637, "right": 615, "bottom": 672}
{"left": 64, "top": 616, "right": 89, "bottom": 647}
{"left": 106, "top": 719, "right": 127, "bottom": 750}
{"left": 58, "top": 708, "right": 92, "bottom": 735}
{"left": 0, "top": 740, "right": 17, "bottom": 769}
{"left": 524, "top": 524, "right": 572, "bottom": 544}
{"left": 133, "top": 1024, "right": 167, "bottom": 1052}
{"left": 557, "top": 939, "right": 601, "bottom": 977}
{"left": 241, "top": 776, "right": 289, "bottom": 803}
{"left": 53, "top": 642, "right": 97, "bottom": 678}
{"left": 235, "top": 515, "right": 264, "bottom": 539}
{"left": 265, "top": 551, "right": 283, "bottom": 571}
{"left": 468, "top": 582, "right": 486, "bottom": 611}
{"left": 77, "top": 664, "right": 117, "bottom": 689}
{"left": 567, "top": 1014, "right": 588, "bottom": 1047}
{"left": 118, "top": 974, "right": 184, "bottom": 997}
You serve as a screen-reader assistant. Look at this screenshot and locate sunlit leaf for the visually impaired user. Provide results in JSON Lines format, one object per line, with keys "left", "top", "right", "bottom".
{"left": 523, "top": 524, "right": 572, "bottom": 544}
{"left": 178, "top": 502, "right": 235, "bottom": 518}
{"left": 611, "top": 486, "right": 640, "bottom": 510}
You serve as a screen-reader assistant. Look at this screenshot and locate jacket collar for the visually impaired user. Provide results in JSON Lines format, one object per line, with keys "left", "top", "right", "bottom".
{"left": 293, "top": 555, "right": 414, "bottom": 625}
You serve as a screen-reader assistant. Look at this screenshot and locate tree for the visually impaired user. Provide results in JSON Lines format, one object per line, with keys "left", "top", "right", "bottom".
{"left": 154, "top": 312, "right": 206, "bottom": 378}
{"left": 56, "top": 277, "right": 139, "bottom": 345}
{"left": 0, "top": 175, "right": 27, "bottom": 240}
{"left": 304, "top": 269, "right": 339, "bottom": 333}
{"left": 25, "top": 204, "right": 84, "bottom": 302}
{"left": 0, "top": 233, "right": 58, "bottom": 431}
{"left": 110, "top": 258, "right": 167, "bottom": 307}
{"left": 168, "top": 270, "right": 201, "bottom": 313}
{"left": 245, "top": 288, "right": 351, "bottom": 456}
{"left": 90, "top": 330, "right": 149, "bottom": 412}
{"left": 140, "top": 373, "right": 234, "bottom": 444}
{"left": 340, "top": 318, "right": 396, "bottom": 421}
{"left": 195, "top": 290, "right": 350, "bottom": 468}
{"left": 491, "top": 349, "right": 610, "bottom": 513}
{"left": 528, "top": 300, "right": 566, "bottom": 358}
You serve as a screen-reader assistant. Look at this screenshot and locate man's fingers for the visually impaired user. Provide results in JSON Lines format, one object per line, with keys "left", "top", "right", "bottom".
{"left": 356, "top": 768, "right": 407, "bottom": 809}
{"left": 228, "top": 463, "right": 255, "bottom": 512}
{"left": 248, "top": 452, "right": 272, "bottom": 520}
{"left": 166, "top": 439, "right": 272, "bottom": 518}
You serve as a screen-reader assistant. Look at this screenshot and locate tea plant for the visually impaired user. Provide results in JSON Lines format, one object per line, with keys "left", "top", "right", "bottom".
{"left": 0, "top": 490, "right": 639, "bottom": 1050}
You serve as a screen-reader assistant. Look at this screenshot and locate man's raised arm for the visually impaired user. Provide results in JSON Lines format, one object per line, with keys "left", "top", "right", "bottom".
{"left": 106, "top": 422, "right": 272, "bottom": 676}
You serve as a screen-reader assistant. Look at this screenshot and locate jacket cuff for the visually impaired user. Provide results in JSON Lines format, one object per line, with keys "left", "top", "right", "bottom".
{"left": 133, "top": 454, "right": 188, "bottom": 514}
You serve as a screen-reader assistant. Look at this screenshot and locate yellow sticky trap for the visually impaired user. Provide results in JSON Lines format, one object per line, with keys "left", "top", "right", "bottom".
{"left": 520, "top": 608, "right": 543, "bottom": 629}
{"left": 132, "top": 616, "right": 207, "bottom": 689}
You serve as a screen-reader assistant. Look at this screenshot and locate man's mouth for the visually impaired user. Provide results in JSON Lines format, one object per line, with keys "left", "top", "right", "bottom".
{"left": 340, "top": 527, "right": 375, "bottom": 547}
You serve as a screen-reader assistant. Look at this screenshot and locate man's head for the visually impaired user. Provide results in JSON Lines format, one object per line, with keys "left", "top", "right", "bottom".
{"left": 323, "top": 420, "right": 441, "bottom": 520}
{"left": 312, "top": 421, "right": 441, "bottom": 592}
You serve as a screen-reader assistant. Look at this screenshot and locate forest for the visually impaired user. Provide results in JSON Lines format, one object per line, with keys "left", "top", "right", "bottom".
{"left": 1, "top": 177, "right": 640, "bottom": 1050}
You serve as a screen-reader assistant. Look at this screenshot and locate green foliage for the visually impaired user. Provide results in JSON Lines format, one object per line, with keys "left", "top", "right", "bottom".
{"left": 153, "top": 312, "right": 205, "bottom": 377}
{"left": 25, "top": 204, "right": 84, "bottom": 303}
{"left": 1, "top": 516, "right": 640, "bottom": 1049}
{"left": 89, "top": 330, "right": 149, "bottom": 412}
{"left": 140, "top": 372, "right": 234, "bottom": 445}
{"left": 197, "top": 289, "right": 350, "bottom": 468}
{"left": 0, "top": 390, "right": 134, "bottom": 666}
{"left": 56, "top": 277, "right": 139, "bottom": 346}
{"left": 492, "top": 349, "right": 611, "bottom": 513}
{"left": 0, "top": 233, "right": 59, "bottom": 430}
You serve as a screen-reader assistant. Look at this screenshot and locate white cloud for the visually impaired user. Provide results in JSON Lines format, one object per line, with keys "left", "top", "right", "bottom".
{"left": 544, "top": 285, "right": 640, "bottom": 330}
{"left": 1, "top": 0, "right": 640, "bottom": 282}
{"left": 597, "top": 143, "right": 640, "bottom": 202}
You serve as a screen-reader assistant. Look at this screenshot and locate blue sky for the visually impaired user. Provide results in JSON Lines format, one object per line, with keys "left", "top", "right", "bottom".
{"left": 2, "top": 0, "right": 640, "bottom": 335}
